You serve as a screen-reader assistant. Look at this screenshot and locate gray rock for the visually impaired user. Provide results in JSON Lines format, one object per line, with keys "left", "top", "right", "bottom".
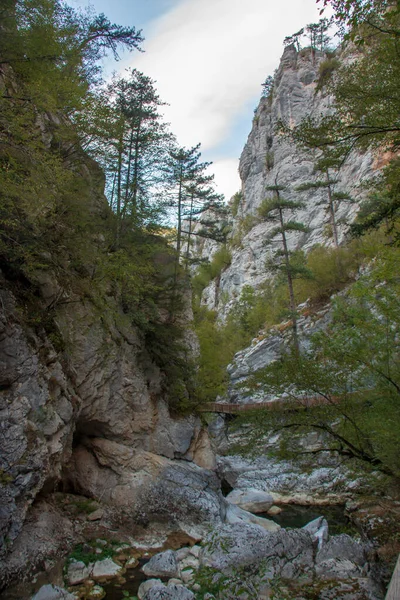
{"left": 66, "top": 560, "right": 91, "bottom": 585}
{"left": 142, "top": 583, "right": 195, "bottom": 600}
{"left": 199, "top": 45, "right": 376, "bottom": 317}
{"left": 303, "top": 516, "right": 329, "bottom": 548}
{"left": 316, "top": 534, "right": 367, "bottom": 579}
{"left": 201, "top": 522, "right": 314, "bottom": 580}
{"left": 142, "top": 550, "right": 179, "bottom": 578}
{"left": 32, "top": 585, "right": 76, "bottom": 600}
{"left": 91, "top": 558, "right": 123, "bottom": 579}
{"left": 226, "top": 488, "right": 274, "bottom": 512}
{"left": 225, "top": 503, "right": 280, "bottom": 532}
{"left": 138, "top": 579, "right": 163, "bottom": 600}
{"left": 316, "top": 534, "right": 366, "bottom": 566}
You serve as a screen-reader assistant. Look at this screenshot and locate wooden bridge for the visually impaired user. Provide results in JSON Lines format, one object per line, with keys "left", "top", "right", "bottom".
{"left": 198, "top": 395, "right": 339, "bottom": 414}
{"left": 386, "top": 554, "right": 400, "bottom": 599}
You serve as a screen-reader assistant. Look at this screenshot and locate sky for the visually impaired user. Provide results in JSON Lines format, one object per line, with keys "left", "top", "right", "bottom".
{"left": 68, "top": 0, "right": 326, "bottom": 200}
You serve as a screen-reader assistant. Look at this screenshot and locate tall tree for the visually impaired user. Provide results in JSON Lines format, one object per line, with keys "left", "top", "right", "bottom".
{"left": 0, "top": 0, "right": 143, "bottom": 113}
{"left": 166, "top": 144, "right": 212, "bottom": 264}
{"left": 296, "top": 147, "right": 353, "bottom": 249}
{"left": 258, "top": 179, "right": 309, "bottom": 352}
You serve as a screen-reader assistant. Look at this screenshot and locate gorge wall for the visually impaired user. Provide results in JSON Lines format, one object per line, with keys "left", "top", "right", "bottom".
{"left": 0, "top": 123, "right": 220, "bottom": 587}
{"left": 199, "top": 44, "right": 378, "bottom": 316}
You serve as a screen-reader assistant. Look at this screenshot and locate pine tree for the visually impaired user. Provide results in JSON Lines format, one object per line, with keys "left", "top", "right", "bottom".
{"left": 296, "top": 148, "right": 353, "bottom": 249}
{"left": 258, "top": 179, "right": 309, "bottom": 352}
{"left": 166, "top": 144, "right": 212, "bottom": 263}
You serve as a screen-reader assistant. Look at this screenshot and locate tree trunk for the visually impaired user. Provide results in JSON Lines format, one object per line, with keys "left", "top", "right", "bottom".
{"left": 278, "top": 201, "right": 299, "bottom": 354}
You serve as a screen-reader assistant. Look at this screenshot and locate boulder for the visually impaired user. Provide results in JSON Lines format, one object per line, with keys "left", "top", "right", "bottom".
{"left": 316, "top": 534, "right": 367, "bottom": 580}
{"left": 32, "top": 585, "right": 76, "bottom": 600}
{"left": 226, "top": 488, "right": 274, "bottom": 512}
{"left": 138, "top": 579, "right": 163, "bottom": 600}
{"left": 66, "top": 560, "right": 91, "bottom": 586}
{"left": 142, "top": 583, "right": 194, "bottom": 599}
{"left": 91, "top": 558, "right": 123, "bottom": 579}
{"left": 201, "top": 522, "right": 314, "bottom": 581}
{"left": 142, "top": 550, "right": 179, "bottom": 578}
{"left": 225, "top": 503, "right": 280, "bottom": 532}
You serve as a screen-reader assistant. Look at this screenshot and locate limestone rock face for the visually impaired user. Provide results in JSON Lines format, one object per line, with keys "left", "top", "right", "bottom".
{"left": 0, "top": 266, "right": 218, "bottom": 583}
{"left": 200, "top": 46, "right": 376, "bottom": 315}
{"left": 201, "top": 522, "right": 315, "bottom": 580}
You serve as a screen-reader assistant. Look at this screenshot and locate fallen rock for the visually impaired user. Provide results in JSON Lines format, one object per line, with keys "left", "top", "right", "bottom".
{"left": 66, "top": 560, "right": 91, "bottom": 586}
{"left": 91, "top": 558, "right": 123, "bottom": 579}
{"left": 87, "top": 509, "right": 104, "bottom": 522}
{"left": 201, "top": 522, "right": 314, "bottom": 581}
{"left": 138, "top": 579, "right": 163, "bottom": 600}
{"left": 142, "top": 583, "right": 194, "bottom": 599}
{"left": 226, "top": 488, "right": 274, "bottom": 512}
{"left": 32, "top": 585, "right": 76, "bottom": 600}
{"left": 142, "top": 550, "right": 179, "bottom": 578}
{"left": 225, "top": 503, "right": 280, "bottom": 532}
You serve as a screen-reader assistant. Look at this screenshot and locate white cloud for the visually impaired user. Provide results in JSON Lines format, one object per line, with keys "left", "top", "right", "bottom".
{"left": 126, "top": 0, "right": 326, "bottom": 199}
{"left": 207, "top": 158, "right": 241, "bottom": 201}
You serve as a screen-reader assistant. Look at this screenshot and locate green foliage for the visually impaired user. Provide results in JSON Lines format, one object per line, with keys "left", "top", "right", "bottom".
{"left": 316, "top": 57, "right": 340, "bottom": 91}
{"left": 191, "top": 246, "right": 231, "bottom": 300}
{"left": 230, "top": 191, "right": 242, "bottom": 217}
{"left": 193, "top": 284, "right": 278, "bottom": 403}
{"left": 293, "top": 244, "right": 362, "bottom": 304}
{"left": 240, "top": 246, "right": 400, "bottom": 478}
{"left": 0, "top": 1, "right": 201, "bottom": 417}
{"left": 67, "top": 540, "right": 117, "bottom": 566}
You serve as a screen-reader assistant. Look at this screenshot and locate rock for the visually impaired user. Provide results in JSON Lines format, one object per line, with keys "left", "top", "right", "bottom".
{"left": 142, "top": 550, "right": 179, "bottom": 578}
{"left": 176, "top": 547, "right": 191, "bottom": 561}
{"left": 180, "top": 568, "right": 194, "bottom": 584}
{"left": 91, "top": 558, "right": 123, "bottom": 579}
{"left": 32, "top": 585, "right": 76, "bottom": 600}
{"left": 225, "top": 503, "right": 280, "bottom": 532}
{"left": 66, "top": 560, "right": 91, "bottom": 586}
{"left": 303, "top": 516, "right": 329, "bottom": 548}
{"left": 201, "top": 522, "right": 314, "bottom": 581}
{"left": 316, "top": 534, "right": 367, "bottom": 579}
{"left": 189, "top": 545, "right": 201, "bottom": 558}
{"left": 226, "top": 488, "right": 274, "bottom": 512}
{"left": 86, "top": 586, "right": 105, "bottom": 599}
{"left": 267, "top": 506, "right": 282, "bottom": 516}
{"left": 138, "top": 579, "right": 163, "bottom": 600}
{"left": 125, "top": 557, "right": 139, "bottom": 567}
{"left": 142, "top": 583, "right": 195, "bottom": 600}
{"left": 87, "top": 509, "right": 104, "bottom": 521}
{"left": 217, "top": 455, "right": 356, "bottom": 504}
{"left": 198, "top": 45, "right": 375, "bottom": 316}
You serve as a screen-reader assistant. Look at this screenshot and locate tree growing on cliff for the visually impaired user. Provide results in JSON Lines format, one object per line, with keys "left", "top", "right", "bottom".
{"left": 258, "top": 179, "right": 309, "bottom": 352}
{"left": 296, "top": 147, "right": 353, "bottom": 249}
{"left": 0, "top": 0, "right": 143, "bottom": 112}
{"left": 239, "top": 247, "right": 400, "bottom": 479}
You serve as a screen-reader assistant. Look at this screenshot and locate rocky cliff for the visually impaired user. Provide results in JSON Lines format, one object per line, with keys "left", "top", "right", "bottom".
{"left": 201, "top": 45, "right": 377, "bottom": 315}
{"left": 0, "top": 113, "right": 221, "bottom": 588}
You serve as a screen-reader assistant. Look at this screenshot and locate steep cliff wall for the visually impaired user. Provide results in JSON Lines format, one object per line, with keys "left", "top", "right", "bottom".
{"left": 201, "top": 45, "right": 377, "bottom": 315}
{"left": 0, "top": 99, "right": 220, "bottom": 586}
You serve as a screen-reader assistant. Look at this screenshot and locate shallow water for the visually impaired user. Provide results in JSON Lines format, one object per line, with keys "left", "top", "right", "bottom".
{"left": 261, "top": 503, "right": 358, "bottom": 535}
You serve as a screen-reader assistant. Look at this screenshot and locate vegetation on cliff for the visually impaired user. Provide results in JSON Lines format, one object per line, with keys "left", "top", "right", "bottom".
{"left": 194, "top": 0, "right": 400, "bottom": 479}
{"left": 0, "top": 0, "right": 222, "bottom": 413}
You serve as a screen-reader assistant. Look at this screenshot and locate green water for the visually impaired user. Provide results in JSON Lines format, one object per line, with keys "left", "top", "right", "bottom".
{"left": 261, "top": 504, "right": 358, "bottom": 535}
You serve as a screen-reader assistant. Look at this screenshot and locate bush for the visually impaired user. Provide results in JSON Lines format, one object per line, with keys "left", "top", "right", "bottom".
{"left": 316, "top": 57, "right": 340, "bottom": 91}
